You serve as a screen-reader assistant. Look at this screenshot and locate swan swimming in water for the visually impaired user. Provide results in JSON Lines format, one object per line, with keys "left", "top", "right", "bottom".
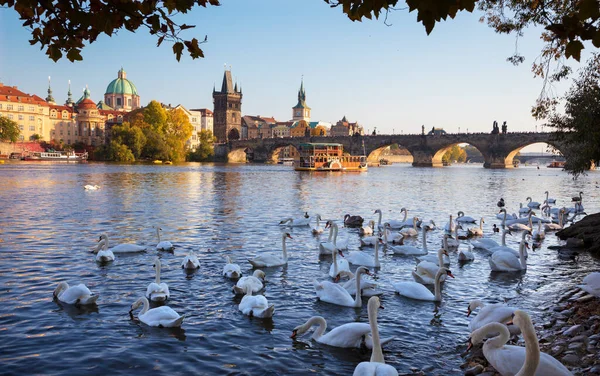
{"left": 467, "top": 218, "right": 485, "bottom": 237}
{"left": 155, "top": 227, "right": 174, "bottom": 251}
{"left": 352, "top": 297, "right": 399, "bottom": 376}
{"left": 393, "top": 267, "right": 454, "bottom": 302}
{"left": 53, "top": 282, "right": 98, "bottom": 305}
{"left": 458, "top": 242, "right": 475, "bottom": 262}
{"left": 181, "top": 250, "right": 201, "bottom": 269}
{"left": 489, "top": 231, "right": 530, "bottom": 272}
{"left": 84, "top": 184, "right": 100, "bottom": 190}
{"left": 95, "top": 239, "right": 115, "bottom": 263}
{"left": 130, "top": 296, "right": 184, "bottom": 327}
{"left": 346, "top": 237, "right": 383, "bottom": 268}
{"left": 334, "top": 270, "right": 382, "bottom": 297}
{"left": 232, "top": 270, "right": 265, "bottom": 295}
{"left": 249, "top": 232, "right": 292, "bottom": 268}
{"left": 316, "top": 266, "right": 371, "bottom": 307}
{"left": 328, "top": 247, "right": 350, "bottom": 278}
{"left": 223, "top": 255, "right": 242, "bottom": 279}
{"left": 94, "top": 234, "right": 147, "bottom": 254}
{"left": 147, "top": 257, "right": 170, "bottom": 302}
{"left": 279, "top": 215, "right": 310, "bottom": 227}
{"left": 238, "top": 284, "right": 275, "bottom": 318}
{"left": 467, "top": 299, "right": 520, "bottom": 335}
{"left": 456, "top": 211, "right": 477, "bottom": 224}
{"left": 532, "top": 220, "right": 545, "bottom": 241}
{"left": 388, "top": 225, "right": 429, "bottom": 256}
{"left": 312, "top": 214, "right": 325, "bottom": 235}
{"left": 467, "top": 310, "right": 572, "bottom": 376}
{"left": 412, "top": 248, "right": 449, "bottom": 285}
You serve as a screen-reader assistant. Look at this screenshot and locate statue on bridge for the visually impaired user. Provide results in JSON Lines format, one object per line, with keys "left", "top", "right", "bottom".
{"left": 422, "top": 124, "right": 425, "bottom": 135}
{"left": 492, "top": 120, "right": 499, "bottom": 135}
{"left": 502, "top": 121, "right": 507, "bottom": 134}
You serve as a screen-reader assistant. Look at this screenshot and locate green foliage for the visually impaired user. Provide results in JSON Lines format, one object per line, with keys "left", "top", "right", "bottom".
{"left": 111, "top": 122, "right": 147, "bottom": 159}
{"left": 30, "top": 133, "right": 42, "bottom": 141}
{"left": 95, "top": 140, "right": 135, "bottom": 162}
{"left": 188, "top": 130, "right": 216, "bottom": 161}
{"left": 165, "top": 108, "right": 193, "bottom": 162}
{"left": 0, "top": 116, "right": 20, "bottom": 143}
{"left": 443, "top": 145, "right": 467, "bottom": 163}
{"left": 546, "top": 54, "right": 600, "bottom": 176}
{"left": 144, "top": 100, "right": 168, "bottom": 134}
{"left": 142, "top": 128, "right": 171, "bottom": 161}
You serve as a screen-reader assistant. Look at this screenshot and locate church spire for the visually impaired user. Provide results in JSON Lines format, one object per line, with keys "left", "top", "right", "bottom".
{"left": 66, "top": 79, "right": 74, "bottom": 106}
{"left": 46, "top": 76, "right": 55, "bottom": 103}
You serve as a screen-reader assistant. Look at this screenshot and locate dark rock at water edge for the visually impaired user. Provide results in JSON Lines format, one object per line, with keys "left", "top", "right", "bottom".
{"left": 556, "top": 212, "right": 600, "bottom": 255}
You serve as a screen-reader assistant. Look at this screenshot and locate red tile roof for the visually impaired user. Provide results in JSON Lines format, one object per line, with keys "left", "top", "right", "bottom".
{"left": 0, "top": 83, "right": 50, "bottom": 106}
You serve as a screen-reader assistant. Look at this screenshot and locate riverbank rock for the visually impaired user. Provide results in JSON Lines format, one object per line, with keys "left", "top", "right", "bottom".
{"left": 556, "top": 212, "right": 600, "bottom": 254}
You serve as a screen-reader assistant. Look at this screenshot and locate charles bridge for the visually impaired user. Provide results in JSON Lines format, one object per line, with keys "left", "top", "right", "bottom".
{"left": 215, "top": 132, "right": 566, "bottom": 169}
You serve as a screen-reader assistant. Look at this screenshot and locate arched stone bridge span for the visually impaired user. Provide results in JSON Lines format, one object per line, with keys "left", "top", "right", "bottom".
{"left": 216, "top": 132, "right": 566, "bottom": 168}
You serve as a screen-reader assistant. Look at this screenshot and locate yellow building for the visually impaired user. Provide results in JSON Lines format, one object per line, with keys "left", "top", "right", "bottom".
{"left": 290, "top": 120, "right": 309, "bottom": 137}
{"left": 0, "top": 83, "right": 51, "bottom": 142}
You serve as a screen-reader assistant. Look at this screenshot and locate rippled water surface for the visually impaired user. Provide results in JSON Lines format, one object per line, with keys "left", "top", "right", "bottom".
{"left": 1, "top": 162, "right": 599, "bottom": 375}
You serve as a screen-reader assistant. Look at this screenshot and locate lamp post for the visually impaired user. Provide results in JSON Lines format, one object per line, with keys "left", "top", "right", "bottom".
{"left": 535, "top": 125, "right": 538, "bottom": 133}
{"left": 458, "top": 127, "right": 461, "bottom": 133}
{"left": 393, "top": 128, "right": 395, "bottom": 135}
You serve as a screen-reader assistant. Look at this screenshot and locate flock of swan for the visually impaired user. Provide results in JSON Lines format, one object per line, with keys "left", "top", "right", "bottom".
{"left": 51, "top": 189, "right": 598, "bottom": 375}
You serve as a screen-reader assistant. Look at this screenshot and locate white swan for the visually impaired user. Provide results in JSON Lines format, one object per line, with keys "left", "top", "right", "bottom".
{"left": 445, "top": 230, "right": 460, "bottom": 251}
{"left": 249, "top": 232, "right": 292, "bottom": 268}
{"left": 545, "top": 190, "right": 556, "bottom": 204}
{"left": 412, "top": 248, "right": 449, "bottom": 285}
{"left": 393, "top": 267, "right": 454, "bottom": 302}
{"left": 335, "top": 270, "right": 382, "bottom": 297}
{"left": 291, "top": 315, "right": 394, "bottom": 350}
{"left": 374, "top": 209, "right": 384, "bottom": 231}
{"left": 467, "top": 299, "right": 520, "bottom": 335}
{"left": 382, "top": 223, "right": 404, "bottom": 244}
{"left": 545, "top": 210, "right": 564, "bottom": 232}
{"left": 416, "top": 249, "right": 450, "bottom": 265}
{"left": 84, "top": 184, "right": 100, "bottom": 190}
{"left": 526, "top": 196, "right": 541, "bottom": 209}
{"left": 496, "top": 209, "right": 517, "bottom": 220}
{"left": 330, "top": 222, "right": 349, "bottom": 250}
{"left": 472, "top": 229, "right": 510, "bottom": 253}
{"left": 232, "top": 270, "right": 265, "bottom": 295}
{"left": 181, "top": 250, "right": 200, "bottom": 269}
{"left": 388, "top": 225, "right": 428, "bottom": 256}
{"left": 319, "top": 221, "right": 337, "bottom": 255}
{"left": 223, "top": 255, "right": 242, "bottom": 279}
{"left": 468, "top": 311, "right": 572, "bottom": 376}
{"left": 130, "top": 296, "right": 184, "bottom": 327}
{"left": 346, "top": 237, "right": 382, "bottom": 268}
{"left": 94, "top": 234, "right": 147, "bottom": 254}
{"left": 456, "top": 211, "right": 477, "bottom": 223}
{"left": 238, "top": 284, "right": 275, "bottom": 318}
{"left": 519, "top": 202, "right": 532, "bottom": 215}
{"left": 399, "top": 217, "right": 419, "bottom": 237}
{"left": 352, "top": 297, "right": 399, "bottom": 376}
{"left": 489, "top": 231, "right": 529, "bottom": 272}
{"left": 147, "top": 257, "right": 170, "bottom": 302}
{"left": 444, "top": 214, "right": 456, "bottom": 233}
{"left": 312, "top": 214, "right": 325, "bottom": 235}
{"left": 578, "top": 272, "right": 600, "bottom": 297}
{"left": 508, "top": 212, "right": 533, "bottom": 232}
{"left": 467, "top": 218, "right": 485, "bottom": 237}
{"left": 532, "top": 220, "right": 545, "bottom": 241}
{"left": 95, "top": 239, "right": 115, "bottom": 263}
{"left": 279, "top": 216, "right": 310, "bottom": 227}
{"left": 380, "top": 209, "right": 406, "bottom": 229}
{"left": 458, "top": 242, "right": 475, "bottom": 262}
{"left": 360, "top": 220, "right": 376, "bottom": 236}
{"left": 316, "top": 266, "right": 370, "bottom": 307}
{"left": 328, "top": 247, "right": 351, "bottom": 278}
{"left": 53, "top": 282, "right": 98, "bottom": 305}
{"left": 488, "top": 230, "right": 528, "bottom": 259}
{"left": 155, "top": 227, "right": 174, "bottom": 251}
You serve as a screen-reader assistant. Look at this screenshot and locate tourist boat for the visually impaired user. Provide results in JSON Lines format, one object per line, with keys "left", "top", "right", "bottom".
{"left": 23, "top": 150, "right": 88, "bottom": 161}
{"left": 277, "top": 158, "right": 295, "bottom": 166}
{"left": 547, "top": 160, "right": 565, "bottom": 168}
{"left": 294, "top": 143, "right": 368, "bottom": 172}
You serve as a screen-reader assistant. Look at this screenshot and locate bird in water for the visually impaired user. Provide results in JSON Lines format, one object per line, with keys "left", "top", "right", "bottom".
{"left": 497, "top": 198, "right": 505, "bottom": 208}
{"left": 492, "top": 224, "right": 500, "bottom": 233}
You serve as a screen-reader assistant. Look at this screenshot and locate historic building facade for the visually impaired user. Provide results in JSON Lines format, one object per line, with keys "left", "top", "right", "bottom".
{"left": 0, "top": 83, "right": 50, "bottom": 142}
{"left": 292, "top": 79, "right": 310, "bottom": 122}
{"left": 213, "top": 69, "right": 242, "bottom": 142}
{"left": 329, "top": 116, "right": 364, "bottom": 137}
{"left": 104, "top": 68, "right": 141, "bottom": 112}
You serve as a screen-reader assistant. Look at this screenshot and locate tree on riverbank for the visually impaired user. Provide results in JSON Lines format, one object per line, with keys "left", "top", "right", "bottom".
{"left": 188, "top": 130, "right": 216, "bottom": 162}
{"left": 0, "top": 116, "right": 20, "bottom": 143}
{"left": 442, "top": 145, "right": 467, "bottom": 163}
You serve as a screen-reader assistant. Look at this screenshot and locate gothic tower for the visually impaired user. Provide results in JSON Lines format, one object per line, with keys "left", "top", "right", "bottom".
{"left": 213, "top": 68, "right": 242, "bottom": 142}
{"left": 292, "top": 78, "right": 310, "bottom": 122}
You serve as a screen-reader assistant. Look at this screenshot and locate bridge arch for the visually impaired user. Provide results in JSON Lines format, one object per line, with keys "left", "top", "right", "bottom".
{"left": 366, "top": 143, "right": 414, "bottom": 164}
{"left": 267, "top": 142, "right": 300, "bottom": 163}
{"left": 431, "top": 142, "right": 488, "bottom": 167}
{"left": 505, "top": 141, "right": 565, "bottom": 167}
{"left": 228, "top": 146, "right": 251, "bottom": 163}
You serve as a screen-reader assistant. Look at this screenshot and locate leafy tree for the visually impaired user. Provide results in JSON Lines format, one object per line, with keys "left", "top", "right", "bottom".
{"left": 188, "top": 130, "right": 216, "bottom": 161}
{"left": 29, "top": 133, "right": 42, "bottom": 141}
{"left": 546, "top": 54, "right": 600, "bottom": 176}
{"left": 141, "top": 128, "right": 170, "bottom": 160}
{"left": 165, "top": 108, "right": 193, "bottom": 162}
{"left": 111, "top": 122, "right": 147, "bottom": 159}
{"left": 144, "top": 100, "right": 168, "bottom": 134}
{"left": 0, "top": 116, "right": 20, "bottom": 143}
{"left": 443, "top": 145, "right": 467, "bottom": 163}
{"left": 94, "top": 140, "right": 135, "bottom": 162}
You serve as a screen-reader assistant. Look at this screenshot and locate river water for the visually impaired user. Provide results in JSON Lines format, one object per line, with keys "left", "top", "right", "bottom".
{"left": 0, "top": 162, "right": 598, "bottom": 375}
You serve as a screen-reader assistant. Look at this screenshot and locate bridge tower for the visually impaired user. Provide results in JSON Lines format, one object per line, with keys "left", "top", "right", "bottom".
{"left": 213, "top": 68, "right": 242, "bottom": 143}
{"left": 291, "top": 78, "right": 310, "bottom": 122}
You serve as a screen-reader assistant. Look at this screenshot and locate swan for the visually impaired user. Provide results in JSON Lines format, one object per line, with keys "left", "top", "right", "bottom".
{"left": 532, "top": 220, "right": 545, "bottom": 241}
{"left": 456, "top": 211, "right": 477, "bottom": 223}
{"left": 519, "top": 203, "right": 532, "bottom": 215}
{"left": 376, "top": 208, "right": 405, "bottom": 229}
{"left": 334, "top": 270, "right": 382, "bottom": 297}
{"left": 239, "top": 284, "right": 275, "bottom": 318}
{"left": 374, "top": 209, "right": 384, "bottom": 231}
{"left": 95, "top": 239, "right": 115, "bottom": 263}
{"left": 508, "top": 212, "right": 533, "bottom": 232}
{"left": 291, "top": 315, "right": 394, "bottom": 350}
{"left": 344, "top": 214, "right": 364, "bottom": 228}
{"left": 577, "top": 272, "right": 600, "bottom": 297}
{"left": 155, "top": 227, "right": 174, "bottom": 251}
{"left": 467, "top": 218, "right": 485, "bottom": 237}
{"left": 488, "top": 230, "right": 529, "bottom": 259}
{"left": 422, "top": 219, "right": 436, "bottom": 230}
{"left": 496, "top": 209, "right": 517, "bottom": 220}
{"left": 316, "top": 266, "right": 370, "bottom": 307}
{"left": 312, "top": 214, "right": 325, "bottom": 235}
{"left": 468, "top": 311, "right": 572, "bottom": 376}
{"left": 360, "top": 231, "right": 381, "bottom": 247}
{"left": 346, "top": 237, "right": 382, "bottom": 268}
{"left": 319, "top": 221, "right": 337, "bottom": 255}
{"left": 130, "top": 297, "right": 184, "bottom": 327}
{"left": 416, "top": 248, "right": 450, "bottom": 265}
{"left": 147, "top": 257, "right": 170, "bottom": 302}
{"left": 445, "top": 230, "right": 461, "bottom": 251}
{"left": 223, "top": 255, "right": 242, "bottom": 279}
{"left": 472, "top": 229, "right": 508, "bottom": 253}
{"left": 489, "top": 231, "right": 530, "bottom": 272}
{"left": 544, "top": 191, "right": 556, "bottom": 204}
{"left": 84, "top": 184, "right": 100, "bottom": 190}
{"left": 393, "top": 267, "right": 454, "bottom": 302}
{"left": 412, "top": 248, "right": 449, "bottom": 285}
{"left": 526, "top": 196, "right": 541, "bottom": 209}
{"left": 388, "top": 225, "right": 428, "bottom": 256}
{"left": 94, "top": 234, "right": 147, "bottom": 254}
{"left": 232, "top": 270, "right": 265, "bottom": 295}
{"left": 249, "top": 232, "right": 292, "bottom": 268}
{"left": 330, "top": 222, "right": 349, "bottom": 250}
{"left": 467, "top": 299, "right": 520, "bottom": 335}
{"left": 53, "top": 282, "right": 98, "bottom": 305}
{"left": 544, "top": 210, "right": 564, "bottom": 232}
{"left": 571, "top": 191, "right": 583, "bottom": 203}
{"left": 399, "top": 217, "right": 419, "bottom": 237}
{"left": 279, "top": 216, "right": 310, "bottom": 227}
{"left": 444, "top": 214, "right": 456, "bottom": 233}
{"left": 458, "top": 242, "right": 475, "bottom": 261}
{"left": 181, "top": 250, "right": 200, "bottom": 269}
{"left": 352, "top": 297, "right": 399, "bottom": 376}
{"left": 360, "top": 220, "right": 376, "bottom": 236}
{"left": 382, "top": 223, "right": 404, "bottom": 244}
{"left": 328, "top": 248, "right": 350, "bottom": 278}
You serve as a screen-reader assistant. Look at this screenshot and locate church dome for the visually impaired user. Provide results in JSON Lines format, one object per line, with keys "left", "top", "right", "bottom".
{"left": 78, "top": 98, "right": 96, "bottom": 109}
{"left": 105, "top": 68, "right": 138, "bottom": 96}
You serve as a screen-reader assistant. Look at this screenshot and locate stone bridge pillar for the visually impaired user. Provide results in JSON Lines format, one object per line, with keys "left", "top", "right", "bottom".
{"left": 410, "top": 148, "right": 440, "bottom": 167}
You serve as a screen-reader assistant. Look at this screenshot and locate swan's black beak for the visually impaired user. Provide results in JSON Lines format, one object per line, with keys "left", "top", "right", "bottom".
{"left": 467, "top": 307, "right": 472, "bottom": 317}
{"left": 290, "top": 329, "right": 297, "bottom": 339}
{"left": 466, "top": 338, "right": 473, "bottom": 352}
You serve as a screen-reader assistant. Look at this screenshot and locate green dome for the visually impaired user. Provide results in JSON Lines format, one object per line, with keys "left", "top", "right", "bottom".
{"left": 105, "top": 68, "right": 138, "bottom": 95}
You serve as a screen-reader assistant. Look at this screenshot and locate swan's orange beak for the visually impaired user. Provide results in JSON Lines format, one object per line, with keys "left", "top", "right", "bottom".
{"left": 338, "top": 250, "right": 345, "bottom": 258}
{"left": 447, "top": 271, "right": 455, "bottom": 278}
{"left": 287, "top": 234, "right": 293, "bottom": 239}
{"left": 290, "top": 330, "right": 297, "bottom": 339}
{"left": 466, "top": 338, "right": 473, "bottom": 352}
{"left": 333, "top": 275, "right": 340, "bottom": 283}
{"left": 506, "top": 320, "right": 514, "bottom": 326}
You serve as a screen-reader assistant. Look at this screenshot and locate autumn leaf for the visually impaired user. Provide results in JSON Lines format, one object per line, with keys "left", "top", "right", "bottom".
{"left": 565, "top": 40, "right": 585, "bottom": 61}
{"left": 172, "top": 41, "right": 184, "bottom": 61}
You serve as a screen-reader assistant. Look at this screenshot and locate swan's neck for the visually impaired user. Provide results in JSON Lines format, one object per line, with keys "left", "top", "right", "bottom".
{"left": 282, "top": 235, "right": 288, "bottom": 262}
{"left": 518, "top": 239, "right": 527, "bottom": 269}
{"left": 374, "top": 240, "right": 380, "bottom": 267}
{"left": 354, "top": 270, "right": 364, "bottom": 307}
{"left": 402, "top": 210, "right": 407, "bottom": 222}
{"left": 155, "top": 262, "right": 161, "bottom": 284}
{"left": 332, "top": 248, "right": 338, "bottom": 275}
{"left": 483, "top": 323, "right": 510, "bottom": 349}
{"left": 559, "top": 212, "right": 564, "bottom": 227}
{"left": 537, "top": 221, "right": 542, "bottom": 231}
{"left": 328, "top": 225, "right": 334, "bottom": 241}
{"left": 382, "top": 226, "right": 388, "bottom": 244}
{"left": 368, "top": 301, "right": 385, "bottom": 363}
{"left": 502, "top": 210, "right": 506, "bottom": 226}
{"left": 141, "top": 298, "right": 150, "bottom": 315}
{"left": 310, "top": 316, "right": 327, "bottom": 340}
{"left": 516, "top": 318, "right": 541, "bottom": 376}
{"left": 377, "top": 211, "right": 382, "bottom": 229}
{"left": 332, "top": 225, "right": 338, "bottom": 246}
{"left": 437, "top": 250, "right": 444, "bottom": 266}
{"left": 422, "top": 227, "right": 428, "bottom": 251}
{"left": 434, "top": 270, "right": 444, "bottom": 301}
{"left": 479, "top": 218, "right": 483, "bottom": 230}
{"left": 502, "top": 231, "right": 507, "bottom": 246}
{"left": 156, "top": 228, "right": 161, "bottom": 242}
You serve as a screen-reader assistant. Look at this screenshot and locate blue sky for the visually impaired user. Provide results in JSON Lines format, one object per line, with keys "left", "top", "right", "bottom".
{"left": 0, "top": 0, "right": 582, "bottom": 137}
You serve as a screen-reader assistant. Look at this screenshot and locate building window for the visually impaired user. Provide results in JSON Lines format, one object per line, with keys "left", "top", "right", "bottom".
{"left": 117, "top": 98, "right": 122, "bottom": 106}
{"left": 18, "top": 105, "right": 24, "bottom": 111}
{"left": 28, "top": 106, "right": 34, "bottom": 111}
{"left": 128, "top": 98, "right": 131, "bottom": 107}
{"left": 74, "top": 131, "right": 78, "bottom": 136}
{"left": 19, "top": 135, "right": 24, "bottom": 141}
{"left": 29, "top": 125, "right": 35, "bottom": 131}
{"left": 0, "top": 104, "right": 2, "bottom": 109}
{"left": 7, "top": 105, "right": 13, "bottom": 110}
{"left": 19, "top": 125, "right": 24, "bottom": 130}
{"left": 39, "top": 108, "right": 43, "bottom": 113}
{"left": 29, "top": 115, "right": 34, "bottom": 121}
{"left": 106, "top": 98, "right": 111, "bottom": 106}
{"left": 67, "top": 131, "right": 70, "bottom": 136}
{"left": 8, "top": 114, "right": 13, "bottom": 120}
{"left": 18, "top": 115, "right": 24, "bottom": 120}
{"left": 51, "top": 111, "right": 57, "bottom": 118}
{"left": 62, "top": 112, "right": 68, "bottom": 119}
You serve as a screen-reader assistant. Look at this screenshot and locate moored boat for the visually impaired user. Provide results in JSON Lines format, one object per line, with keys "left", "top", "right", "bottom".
{"left": 294, "top": 143, "right": 367, "bottom": 172}
{"left": 23, "top": 151, "right": 88, "bottom": 161}
{"left": 547, "top": 160, "right": 565, "bottom": 168}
